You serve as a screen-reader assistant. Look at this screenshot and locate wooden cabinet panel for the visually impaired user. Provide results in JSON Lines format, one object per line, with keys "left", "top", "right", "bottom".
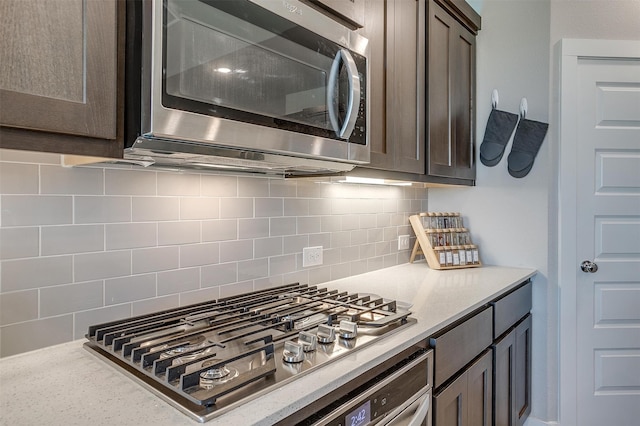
{"left": 0, "top": 0, "right": 122, "bottom": 158}
{"left": 358, "top": 0, "right": 425, "bottom": 174}
{"left": 427, "top": 0, "right": 477, "bottom": 181}
{"left": 492, "top": 314, "right": 532, "bottom": 426}
{"left": 514, "top": 315, "right": 532, "bottom": 426}
{"left": 434, "top": 350, "right": 493, "bottom": 426}
{"left": 434, "top": 368, "right": 467, "bottom": 426}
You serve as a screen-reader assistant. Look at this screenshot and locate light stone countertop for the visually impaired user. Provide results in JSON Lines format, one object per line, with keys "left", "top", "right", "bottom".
{"left": 0, "top": 262, "right": 536, "bottom": 426}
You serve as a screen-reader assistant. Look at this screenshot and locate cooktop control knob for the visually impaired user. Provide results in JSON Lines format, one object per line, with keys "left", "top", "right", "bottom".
{"left": 298, "top": 331, "right": 317, "bottom": 352}
{"left": 317, "top": 324, "right": 336, "bottom": 344}
{"left": 338, "top": 320, "right": 358, "bottom": 339}
{"left": 283, "top": 341, "right": 305, "bottom": 363}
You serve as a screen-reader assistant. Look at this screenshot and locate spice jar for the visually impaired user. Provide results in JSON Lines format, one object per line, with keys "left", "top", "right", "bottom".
{"left": 435, "top": 247, "right": 446, "bottom": 266}
{"left": 465, "top": 245, "right": 474, "bottom": 265}
{"left": 458, "top": 246, "right": 467, "bottom": 266}
{"left": 452, "top": 246, "right": 461, "bottom": 266}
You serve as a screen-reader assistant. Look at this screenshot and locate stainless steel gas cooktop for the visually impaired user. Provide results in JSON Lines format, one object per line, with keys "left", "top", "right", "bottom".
{"left": 84, "top": 282, "right": 415, "bottom": 422}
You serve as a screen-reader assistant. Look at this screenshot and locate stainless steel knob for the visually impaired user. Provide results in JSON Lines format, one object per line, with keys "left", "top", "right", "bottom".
{"left": 338, "top": 320, "right": 358, "bottom": 339}
{"left": 298, "top": 331, "right": 317, "bottom": 352}
{"left": 282, "top": 341, "right": 305, "bottom": 363}
{"left": 317, "top": 324, "right": 336, "bottom": 344}
{"left": 580, "top": 260, "right": 598, "bottom": 273}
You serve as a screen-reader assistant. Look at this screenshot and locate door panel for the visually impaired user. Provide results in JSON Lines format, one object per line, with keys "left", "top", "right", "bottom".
{"left": 575, "top": 57, "right": 640, "bottom": 426}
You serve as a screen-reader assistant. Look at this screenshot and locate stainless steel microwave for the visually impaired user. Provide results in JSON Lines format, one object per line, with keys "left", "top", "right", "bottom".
{"left": 124, "top": 0, "right": 370, "bottom": 176}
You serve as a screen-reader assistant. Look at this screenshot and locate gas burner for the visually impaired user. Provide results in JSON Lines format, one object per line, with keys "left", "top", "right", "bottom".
{"left": 159, "top": 335, "right": 208, "bottom": 360}
{"left": 199, "top": 360, "right": 239, "bottom": 389}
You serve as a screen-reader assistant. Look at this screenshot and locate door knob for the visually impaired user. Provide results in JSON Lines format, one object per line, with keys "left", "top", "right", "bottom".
{"left": 580, "top": 260, "right": 598, "bottom": 273}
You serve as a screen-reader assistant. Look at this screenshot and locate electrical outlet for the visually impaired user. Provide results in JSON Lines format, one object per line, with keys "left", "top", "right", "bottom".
{"left": 303, "top": 246, "right": 323, "bottom": 267}
{"left": 398, "top": 235, "right": 410, "bottom": 250}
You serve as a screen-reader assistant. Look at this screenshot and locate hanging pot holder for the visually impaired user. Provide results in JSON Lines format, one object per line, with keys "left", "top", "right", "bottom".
{"left": 479, "top": 91, "right": 519, "bottom": 167}
{"left": 507, "top": 116, "right": 549, "bottom": 178}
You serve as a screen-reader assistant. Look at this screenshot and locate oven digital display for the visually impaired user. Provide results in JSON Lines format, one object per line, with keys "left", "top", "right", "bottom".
{"left": 345, "top": 400, "right": 371, "bottom": 426}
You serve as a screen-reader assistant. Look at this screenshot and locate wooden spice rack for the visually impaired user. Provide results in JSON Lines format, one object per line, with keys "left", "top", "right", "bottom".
{"left": 409, "top": 212, "right": 482, "bottom": 270}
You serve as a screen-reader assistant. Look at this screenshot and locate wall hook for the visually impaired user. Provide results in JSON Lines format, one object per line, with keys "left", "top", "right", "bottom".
{"left": 520, "top": 97, "right": 528, "bottom": 119}
{"left": 491, "top": 89, "right": 499, "bottom": 109}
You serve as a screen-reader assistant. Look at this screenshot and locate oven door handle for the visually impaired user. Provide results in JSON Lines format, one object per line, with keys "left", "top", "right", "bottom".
{"left": 327, "top": 48, "right": 361, "bottom": 140}
{"left": 379, "top": 385, "right": 431, "bottom": 426}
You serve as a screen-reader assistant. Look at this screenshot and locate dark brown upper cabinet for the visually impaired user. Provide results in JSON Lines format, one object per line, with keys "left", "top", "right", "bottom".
{"left": 357, "top": 0, "right": 426, "bottom": 176}
{"left": 0, "top": 0, "right": 124, "bottom": 158}
{"left": 427, "top": 0, "right": 480, "bottom": 181}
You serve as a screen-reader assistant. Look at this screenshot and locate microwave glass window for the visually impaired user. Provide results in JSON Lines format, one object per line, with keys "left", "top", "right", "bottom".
{"left": 163, "top": 0, "right": 364, "bottom": 141}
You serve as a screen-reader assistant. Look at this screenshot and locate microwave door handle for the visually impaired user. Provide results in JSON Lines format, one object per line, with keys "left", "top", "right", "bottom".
{"left": 327, "top": 49, "right": 361, "bottom": 139}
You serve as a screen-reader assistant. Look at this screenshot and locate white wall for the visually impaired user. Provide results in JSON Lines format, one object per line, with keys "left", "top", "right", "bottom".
{"left": 430, "top": 1, "right": 640, "bottom": 424}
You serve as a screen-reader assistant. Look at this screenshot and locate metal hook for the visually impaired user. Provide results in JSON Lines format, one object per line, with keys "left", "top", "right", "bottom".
{"left": 520, "top": 97, "right": 528, "bottom": 119}
{"left": 491, "top": 89, "right": 499, "bottom": 109}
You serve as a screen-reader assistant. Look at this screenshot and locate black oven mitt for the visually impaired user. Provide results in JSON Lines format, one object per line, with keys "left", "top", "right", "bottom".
{"left": 479, "top": 108, "right": 519, "bottom": 166}
{"left": 507, "top": 118, "right": 549, "bottom": 178}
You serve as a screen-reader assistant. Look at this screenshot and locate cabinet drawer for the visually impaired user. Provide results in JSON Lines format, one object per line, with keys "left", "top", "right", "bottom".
{"left": 491, "top": 281, "right": 532, "bottom": 339}
{"left": 430, "top": 306, "right": 493, "bottom": 388}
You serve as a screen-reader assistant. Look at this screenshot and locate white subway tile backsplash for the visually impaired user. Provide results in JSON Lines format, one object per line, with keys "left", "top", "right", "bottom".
{"left": 105, "top": 168, "right": 156, "bottom": 195}
{"left": 41, "top": 165, "right": 104, "bottom": 195}
{"left": 0, "top": 227, "right": 39, "bottom": 259}
{"left": 0, "top": 290, "right": 38, "bottom": 325}
{"left": 202, "top": 263, "right": 238, "bottom": 287}
{"left": 297, "top": 216, "right": 321, "bottom": 234}
{"left": 202, "top": 219, "right": 238, "bottom": 242}
{"left": 132, "top": 294, "right": 180, "bottom": 316}
{"left": 132, "top": 197, "right": 179, "bottom": 222}
{"left": 237, "top": 258, "right": 269, "bottom": 282}
{"left": 75, "top": 250, "right": 131, "bottom": 282}
{"left": 270, "top": 217, "right": 296, "bottom": 236}
{"left": 132, "top": 246, "right": 179, "bottom": 274}
{"left": 179, "top": 287, "right": 220, "bottom": 306}
{"left": 75, "top": 196, "right": 131, "bottom": 224}
{"left": 105, "top": 222, "right": 157, "bottom": 250}
{"left": 201, "top": 174, "right": 237, "bottom": 197}
{"left": 180, "top": 243, "right": 219, "bottom": 267}
{"left": 0, "top": 315, "right": 73, "bottom": 357}
{"left": 284, "top": 198, "right": 309, "bottom": 216}
{"left": 269, "top": 254, "right": 296, "bottom": 275}
{"left": 0, "top": 163, "right": 38, "bottom": 194}
{"left": 0, "top": 152, "right": 427, "bottom": 357}
{"left": 105, "top": 273, "right": 156, "bottom": 305}
{"left": 158, "top": 221, "right": 200, "bottom": 246}
{"left": 255, "top": 197, "right": 283, "bottom": 218}
{"left": 220, "top": 197, "right": 253, "bottom": 219}
{"left": 283, "top": 235, "right": 309, "bottom": 255}
{"left": 219, "top": 240, "right": 253, "bottom": 263}
{"left": 254, "top": 237, "right": 283, "bottom": 258}
{"left": 157, "top": 267, "right": 200, "bottom": 296}
{"left": 180, "top": 197, "right": 219, "bottom": 220}
{"left": 1, "top": 195, "right": 72, "bottom": 226}
{"left": 41, "top": 224, "right": 104, "bottom": 255}
{"left": 1, "top": 256, "right": 72, "bottom": 292}
{"left": 238, "top": 176, "right": 269, "bottom": 197}
{"left": 238, "top": 218, "right": 269, "bottom": 239}
{"left": 269, "top": 179, "right": 297, "bottom": 198}
{"left": 40, "top": 280, "right": 103, "bottom": 317}
{"left": 157, "top": 171, "right": 200, "bottom": 196}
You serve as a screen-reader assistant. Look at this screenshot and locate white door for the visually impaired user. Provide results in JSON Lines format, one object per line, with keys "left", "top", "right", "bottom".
{"left": 559, "top": 39, "right": 640, "bottom": 426}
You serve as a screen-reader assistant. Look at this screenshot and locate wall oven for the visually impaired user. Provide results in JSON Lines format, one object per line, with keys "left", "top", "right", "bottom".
{"left": 124, "top": 0, "right": 370, "bottom": 176}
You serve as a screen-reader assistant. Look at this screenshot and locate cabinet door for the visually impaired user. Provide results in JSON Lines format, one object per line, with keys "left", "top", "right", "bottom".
{"left": 492, "top": 329, "right": 516, "bottom": 426}
{"left": 514, "top": 315, "right": 532, "bottom": 426}
{"left": 359, "top": 0, "right": 425, "bottom": 174}
{"left": 434, "top": 371, "right": 468, "bottom": 426}
{"left": 0, "top": 0, "right": 121, "bottom": 157}
{"left": 427, "top": 0, "right": 476, "bottom": 180}
{"left": 466, "top": 350, "right": 492, "bottom": 426}
{"left": 388, "top": 0, "right": 425, "bottom": 174}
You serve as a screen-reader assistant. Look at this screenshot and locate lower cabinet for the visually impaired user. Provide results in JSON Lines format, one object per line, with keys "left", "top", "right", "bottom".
{"left": 434, "top": 349, "right": 493, "bottom": 426}
{"left": 492, "top": 314, "right": 532, "bottom": 426}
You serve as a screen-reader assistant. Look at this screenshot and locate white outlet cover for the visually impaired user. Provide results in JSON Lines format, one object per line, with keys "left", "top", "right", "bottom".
{"left": 303, "top": 246, "right": 323, "bottom": 267}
